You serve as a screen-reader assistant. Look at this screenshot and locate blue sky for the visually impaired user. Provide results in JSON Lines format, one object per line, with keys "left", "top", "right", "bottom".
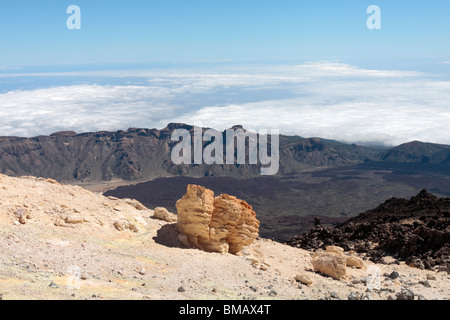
{"left": 0, "top": 1, "right": 450, "bottom": 146}
{"left": 0, "top": 0, "right": 449, "bottom": 67}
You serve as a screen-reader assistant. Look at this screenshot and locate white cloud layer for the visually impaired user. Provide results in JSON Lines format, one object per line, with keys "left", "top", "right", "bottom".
{"left": 0, "top": 84, "right": 185, "bottom": 137}
{"left": 1, "top": 62, "right": 450, "bottom": 146}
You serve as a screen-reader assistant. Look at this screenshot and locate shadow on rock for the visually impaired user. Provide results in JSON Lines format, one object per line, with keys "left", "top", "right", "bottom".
{"left": 153, "top": 223, "right": 185, "bottom": 249}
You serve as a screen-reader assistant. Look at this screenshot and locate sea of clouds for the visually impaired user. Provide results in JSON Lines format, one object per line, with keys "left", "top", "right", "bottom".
{"left": 1, "top": 61, "right": 450, "bottom": 146}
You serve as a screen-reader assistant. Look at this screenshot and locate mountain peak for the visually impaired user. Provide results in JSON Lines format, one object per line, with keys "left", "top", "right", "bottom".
{"left": 409, "top": 189, "right": 438, "bottom": 204}
{"left": 230, "top": 124, "right": 244, "bottom": 130}
{"left": 165, "top": 123, "right": 194, "bottom": 131}
{"left": 50, "top": 131, "right": 77, "bottom": 137}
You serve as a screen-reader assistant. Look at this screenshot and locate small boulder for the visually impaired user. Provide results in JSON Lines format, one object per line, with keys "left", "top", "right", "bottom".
{"left": 153, "top": 207, "right": 177, "bottom": 222}
{"left": 346, "top": 256, "right": 365, "bottom": 269}
{"left": 125, "top": 199, "right": 147, "bottom": 210}
{"left": 426, "top": 274, "right": 436, "bottom": 281}
{"left": 396, "top": 288, "right": 415, "bottom": 300}
{"left": 64, "top": 214, "right": 84, "bottom": 224}
{"left": 294, "top": 273, "right": 313, "bottom": 285}
{"left": 113, "top": 221, "right": 138, "bottom": 232}
{"left": 18, "top": 215, "right": 26, "bottom": 225}
{"left": 311, "top": 252, "right": 347, "bottom": 280}
{"left": 348, "top": 292, "right": 363, "bottom": 300}
{"left": 407, "top": 258, "right": 425, "bottom": 269}
{"left": 326, "top": 246, "right": 344, "bottom": 254}
{"left": 388, "top": 271, "right": 400, "bottom": 280}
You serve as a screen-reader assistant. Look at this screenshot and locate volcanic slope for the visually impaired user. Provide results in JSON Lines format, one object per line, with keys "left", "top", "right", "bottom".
{"left": 286, "top": 190, "right": 450, "bottom": 272}
{"left": 0, "top": 174, "right": 448, "bottom": 300}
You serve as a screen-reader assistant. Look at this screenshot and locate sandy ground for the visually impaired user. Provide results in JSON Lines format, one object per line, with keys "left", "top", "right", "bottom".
{"left": 0, "top": 174, "right": 448, "bottom": 300}
{"left": 76, "top": 175, "right": 170, "bottom": 193}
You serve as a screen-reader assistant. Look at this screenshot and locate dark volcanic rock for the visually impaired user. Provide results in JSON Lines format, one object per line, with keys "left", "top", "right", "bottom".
{"left": 285, "top": 190, "right": 450, "bottom": 272}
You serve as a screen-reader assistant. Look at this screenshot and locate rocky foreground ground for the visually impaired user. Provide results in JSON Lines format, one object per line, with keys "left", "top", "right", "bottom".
{"left": 0, "top": 174, "right": 448, "bottom": 300}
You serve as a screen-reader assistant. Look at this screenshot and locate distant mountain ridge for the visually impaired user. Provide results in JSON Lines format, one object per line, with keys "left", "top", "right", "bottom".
{"left": 0, "top": 123, "right": 449, "bottom": 183}
{"left": 381, "top": 140, "right": 450, "bottom": 164}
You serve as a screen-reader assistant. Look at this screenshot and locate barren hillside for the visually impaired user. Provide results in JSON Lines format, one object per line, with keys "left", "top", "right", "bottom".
{"left": 0, "top": 173, "right": 448, "bottom": 300}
